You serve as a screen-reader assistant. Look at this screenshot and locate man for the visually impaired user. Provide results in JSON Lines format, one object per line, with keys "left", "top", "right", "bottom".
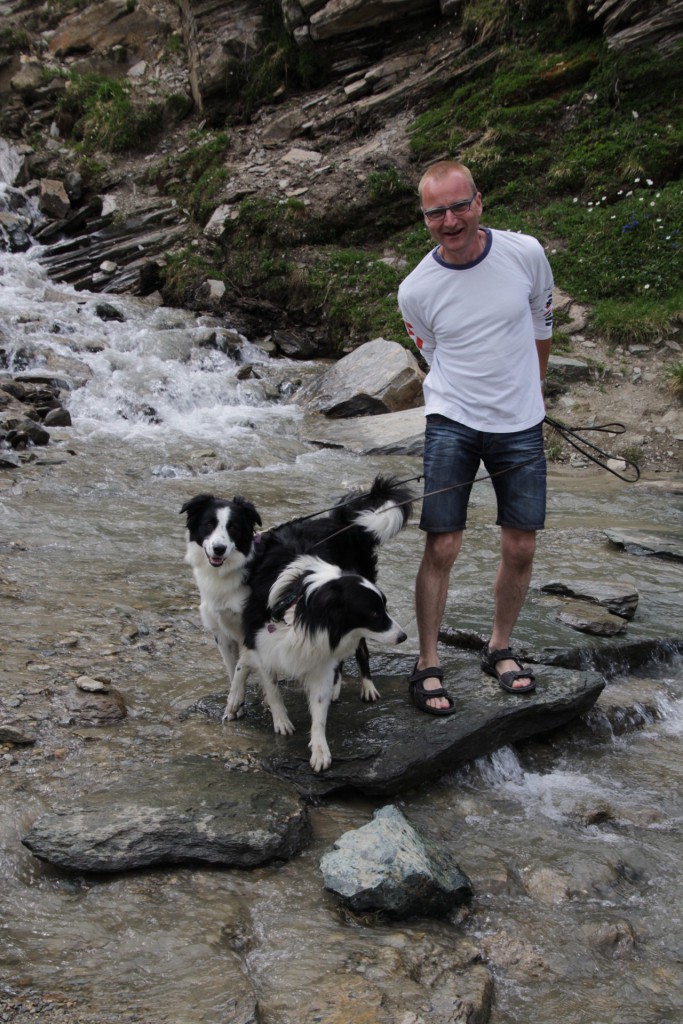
{"left": 398, "top": 160, "right": 553, "bottom": 714}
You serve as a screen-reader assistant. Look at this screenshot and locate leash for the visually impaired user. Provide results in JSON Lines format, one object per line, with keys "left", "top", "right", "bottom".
{"left": 258, "top": 416, "right": 639, "bottom": 542}
{"left": 544, "top": 414, "right": 640, "bottom": 482}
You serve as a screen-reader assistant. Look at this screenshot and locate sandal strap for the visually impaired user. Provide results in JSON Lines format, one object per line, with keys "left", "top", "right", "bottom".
{"left": 410, "top": 679, "right": 448, "bottom": 699}
{"left": 499, "top": 667, "right": 535, "bottom": 686}
{"left": 484, "top": 646, "right": 516, "bottom": 664}
{"left": 409, "top": 664, "right": 443, "bottom": 684}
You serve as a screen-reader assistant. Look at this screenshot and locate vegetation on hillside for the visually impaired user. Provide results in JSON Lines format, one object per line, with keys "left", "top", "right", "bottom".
{"left": 47, "top": 1, "right": 678, "bottom": 355}
{"left": 164, "top": 0, "right": 680, "bottom": 353}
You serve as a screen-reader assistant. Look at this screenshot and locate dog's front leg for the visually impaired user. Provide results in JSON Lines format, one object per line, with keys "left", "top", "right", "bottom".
{"left": 306, "top": 669, "right": 335, "bottom": 772}
{"left": 257, "top": 669, "right": 295, "bottom": 736}
{"left": 223, "top": 652, "right": 249, "bottom": 721}
{"left": 356, "top": 639, "right": 380, "bottom": 702}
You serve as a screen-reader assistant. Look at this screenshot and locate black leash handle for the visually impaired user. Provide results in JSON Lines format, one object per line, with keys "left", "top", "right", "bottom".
{"left": 544, "top": 414, "right": 640, "bottom": 482}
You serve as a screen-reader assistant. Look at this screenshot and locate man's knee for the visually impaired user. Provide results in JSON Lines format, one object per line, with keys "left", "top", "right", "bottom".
{"left": 424, "top": 531, "right": 462, "bottom": 571}
{"left": 500, "top": 527, "right": 536, "bottom": 568}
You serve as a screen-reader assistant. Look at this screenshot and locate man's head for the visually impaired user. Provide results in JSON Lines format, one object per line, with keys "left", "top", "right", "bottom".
{"left": 418, "top": 160, "right": 483, "bottom": 265}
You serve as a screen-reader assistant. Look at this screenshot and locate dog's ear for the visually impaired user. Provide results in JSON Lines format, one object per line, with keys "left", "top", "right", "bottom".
{"left": 180, "top": 494, "right": 215, "bottom": 517}
{"left": 232, "top": 495, "right": 262, "bottom": 528}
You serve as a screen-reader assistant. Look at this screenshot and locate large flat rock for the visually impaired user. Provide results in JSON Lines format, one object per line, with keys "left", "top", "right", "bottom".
{"left": 22, "top": 755, "right": 310, "bottom": 873}
{"left": 191, "top": 661, "right": 604, "bottom": 797}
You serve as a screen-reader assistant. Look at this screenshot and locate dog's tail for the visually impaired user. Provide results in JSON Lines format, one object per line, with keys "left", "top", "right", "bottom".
{"left": 332, "top": 474, "right": 414, "bottom": 545}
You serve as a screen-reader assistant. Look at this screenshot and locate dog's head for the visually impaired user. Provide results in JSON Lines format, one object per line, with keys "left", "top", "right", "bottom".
{"left": 269, "top": 556, "right": 406, "bottom": 650}
{"left": 180, "top": 494, "right": 262, "bottom": 568}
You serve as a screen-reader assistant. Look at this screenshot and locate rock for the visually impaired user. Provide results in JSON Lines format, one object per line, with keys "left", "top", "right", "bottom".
{"left": 189, "top": 662, "right": 605, "bottom": 797}
{"left": 0, "top": 723, "right": 36, "bottom": 745}
{"left": 555, "top": 599, "right": 628, "bottom": 636}
{"left": 588, "top": 0, "right": 683, "bottom": 54}
{"left": 604, "top": 528, "right": 683, "bottom": 562}
{"left": 303, "top": 405, "right": 426, "bottom": 455}
{"left": 295, "top": 338, "right": 424, "bottom": 417}
{"left": 320, "top": 804, "right": 473, "bottom": 918}
{"left": 546, "top": 353, "right": 595, "bottom": 386}
{"left": 59, "top": 684, "right": 128, "bottom": 726}
{"left": 95, "top": 302, "right": 126, "bottom": 322}
{"left": 21, "top": 755, "right": 310, "bottom": 872}
{"left": 309, "top": 0, "right": 434, "bottom": 41}
{"left": 585, "top": 918, "right": 638, "bottom": 957}
{"left": 0, "top": 138, "right": 27, "bottom": 186}
{"left": 48, "top": 0, "right": 165, "bottom": 61}
{"left": 541, "top": 579, "right": 639, "bottom": 619}
{"left": 39, "top": 179, "right": 71, "bottom": 219}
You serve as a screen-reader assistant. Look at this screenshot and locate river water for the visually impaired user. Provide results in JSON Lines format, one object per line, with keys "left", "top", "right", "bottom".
{"left": 1, "top": 242, "right": 682, "bottom": 1023}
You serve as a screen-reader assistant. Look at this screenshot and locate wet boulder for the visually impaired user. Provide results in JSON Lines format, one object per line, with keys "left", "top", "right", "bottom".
{"left": 320, "top": 804, "right": 473, "bottom": 918}
{"left": 22, "top": 755, "right": 311, "bottom": 872}
{"left": 295, "top": 337, "right": 424, "bottom": 418}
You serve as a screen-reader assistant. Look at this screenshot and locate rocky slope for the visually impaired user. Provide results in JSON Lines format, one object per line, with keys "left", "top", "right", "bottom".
{"left": 1, "top": 0, "right": 682, "bottom": 474}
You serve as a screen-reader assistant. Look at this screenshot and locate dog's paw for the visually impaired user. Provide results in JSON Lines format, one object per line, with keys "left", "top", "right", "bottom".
{"left": 359, "top": 678, "right": 381, "bottom": 702}
{"left": 272, "top": 715, "right": 295, "bottom": 736}
{"left": 222, "top": 702, "right": 244, "bottom": 722}
{"left": 309, "top": 744, "right": 332, "bottom": 773}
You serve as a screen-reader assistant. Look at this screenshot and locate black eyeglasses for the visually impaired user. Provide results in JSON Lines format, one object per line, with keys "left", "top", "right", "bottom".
{"left": 421, "top": 195, "right": 478, "bottom": 221}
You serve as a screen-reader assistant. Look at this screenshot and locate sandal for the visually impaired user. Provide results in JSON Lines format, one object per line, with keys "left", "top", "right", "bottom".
{"left": 408, "top": 663, "right": 456, "bottom": 716}
{"left": 480, "top": 645, "right": 536, "bottom": 694}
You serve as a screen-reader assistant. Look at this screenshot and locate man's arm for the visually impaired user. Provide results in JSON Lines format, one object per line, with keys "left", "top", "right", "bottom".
{"left": 536, "top": 337, "right": 552, "bottom": 385}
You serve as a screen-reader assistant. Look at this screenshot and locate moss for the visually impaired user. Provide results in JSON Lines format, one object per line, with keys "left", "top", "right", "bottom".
{"left": 161, "top": 251, "right": 225, "bottom": 308}
{"left": 57, "top": 73, "right": 163, "bottom": 153}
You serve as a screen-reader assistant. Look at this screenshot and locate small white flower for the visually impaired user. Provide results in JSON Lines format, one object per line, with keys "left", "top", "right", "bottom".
{"left": 646, "top": 178, "right": 654, "bottom": 186}
{"left": 632, "top": 111, "right": 639, "bottom": 119}
{"left": 618, "top": 189, "right": 623, "bottom": 195}
{"left": 650, "top": 201, "right": 656, "bottom": 206}
{"left": 626, "top": 190, "right": 633, "bottom": 196}
{"left": 644, "top": 284, "right": 650, "bottom": 289}
{"left": 611, "top": 215, "right": 616, "bottom": 220}
{"left": 573, "top": 197, "right": 578, "bottom": 203}
{"left": 634, "top": 177, "right": 641, "bottom": 183}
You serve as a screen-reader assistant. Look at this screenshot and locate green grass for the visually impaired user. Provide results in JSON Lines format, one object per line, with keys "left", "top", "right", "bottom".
{"left": 399, "top": 31, "right": 683, "bottom": 348}
{"left": 664, "top": 363, "right": 683, "bottom": 399}
{"left": 160, "top": 2, "right": 682, "bottom": 353}
{"left": 57, "top": 73, "right": 163, "bottom": 153}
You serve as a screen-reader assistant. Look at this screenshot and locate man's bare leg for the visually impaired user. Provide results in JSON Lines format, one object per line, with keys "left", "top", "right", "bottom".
{"left": 487, "top": 527, "right": 536, "bottom": 688}
{"left": 414, "top": 531, "right": 462, "bottom": 710}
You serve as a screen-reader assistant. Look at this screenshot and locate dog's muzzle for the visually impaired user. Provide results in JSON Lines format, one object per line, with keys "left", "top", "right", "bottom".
{"left": 205, "top": 546, "right": 226, "bottom": 567}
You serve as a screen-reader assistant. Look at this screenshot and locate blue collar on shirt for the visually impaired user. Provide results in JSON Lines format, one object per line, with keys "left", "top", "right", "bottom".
{"left": 432, "top": 227, "right": 492, "bottom": 269}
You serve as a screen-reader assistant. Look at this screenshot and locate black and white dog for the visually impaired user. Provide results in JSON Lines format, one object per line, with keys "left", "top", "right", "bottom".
{"left": 180, "top": 493, "right": 262, "bottom": 685}
{"left": 231, "top": 554, "right": 406, "bottom": 771}
{"left": 181, "top": 475, "right": 412, "bottom": 771}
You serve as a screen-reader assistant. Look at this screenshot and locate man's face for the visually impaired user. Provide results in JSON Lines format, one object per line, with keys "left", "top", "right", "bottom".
{"left": 421, "top": 170, "right": 483, "bottom": 265}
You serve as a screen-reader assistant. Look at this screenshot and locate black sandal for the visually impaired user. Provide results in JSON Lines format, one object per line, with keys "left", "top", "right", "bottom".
{"left": 480, "top": 645, "right": 536, "bottom": 694}
{"left": 408, "top": 663, "right": 456, "bottom": 716}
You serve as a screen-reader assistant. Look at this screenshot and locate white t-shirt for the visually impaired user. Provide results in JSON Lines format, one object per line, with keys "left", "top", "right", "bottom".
{"left": 398, "top": 227, "right": 554, "bottom": 432}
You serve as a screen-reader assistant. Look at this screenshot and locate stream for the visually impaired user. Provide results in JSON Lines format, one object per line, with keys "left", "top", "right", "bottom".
{"left": 1, "top": 242, "right": 682, "bottom": 1024}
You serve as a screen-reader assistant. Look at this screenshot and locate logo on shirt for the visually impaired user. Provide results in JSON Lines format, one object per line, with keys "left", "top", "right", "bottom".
{"left": 403, "top": 320, "right": 424, "bottom": 349}
{"left": 544, "top": 291, "right": 553, "bottom": 329}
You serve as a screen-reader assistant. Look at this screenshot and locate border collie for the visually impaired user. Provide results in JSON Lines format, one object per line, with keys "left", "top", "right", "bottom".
{"left": 181, "top": 475, "right": 413, "bottom": 770}
{"left": 180, "top": 493, "right": 262, "bottom": 684}
{"left": 231, "top": 555, "right": 407, "bottom": 772}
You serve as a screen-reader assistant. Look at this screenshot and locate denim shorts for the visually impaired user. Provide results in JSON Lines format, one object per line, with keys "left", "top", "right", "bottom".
{"left": 419, "top": 415, "right": 547, "bottom": 532}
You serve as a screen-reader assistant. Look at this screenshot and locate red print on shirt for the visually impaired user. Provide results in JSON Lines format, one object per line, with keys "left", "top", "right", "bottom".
{"left": 403, "top": 320, "right": 424, "bottom": 349}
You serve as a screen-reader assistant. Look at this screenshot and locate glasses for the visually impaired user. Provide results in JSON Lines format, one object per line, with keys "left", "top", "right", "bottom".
{"left": 421, "top": 195, "right": 478, "bottom": 221}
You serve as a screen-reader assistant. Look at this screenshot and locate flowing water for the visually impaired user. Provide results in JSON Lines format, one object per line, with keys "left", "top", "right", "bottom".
{"left": 1, "top": 239, "right": 682, "bottom": 1023}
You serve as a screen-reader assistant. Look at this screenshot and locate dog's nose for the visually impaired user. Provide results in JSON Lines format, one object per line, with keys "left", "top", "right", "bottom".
{"left": 211, "top": 544, "right": 227, "bottom": 556}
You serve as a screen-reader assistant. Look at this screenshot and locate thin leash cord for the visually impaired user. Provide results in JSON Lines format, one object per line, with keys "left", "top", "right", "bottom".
{"left": 307, "top": 454, "right": 542, "bottom": 550}
{"left": 259, "top": 417, "right": 638, "bottom": 543}
{"left": 544, "top": 414, "right": 640, "bottom": 482}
